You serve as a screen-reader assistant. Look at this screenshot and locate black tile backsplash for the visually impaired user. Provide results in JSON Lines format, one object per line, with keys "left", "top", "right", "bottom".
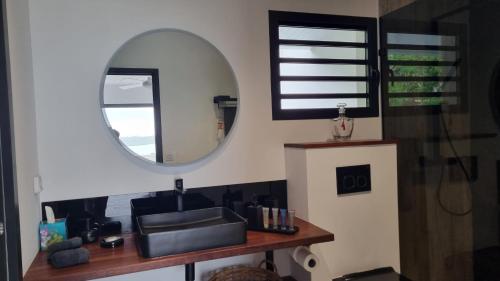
{"left": 42, "top": 180, "right": 287, "bottom": 237}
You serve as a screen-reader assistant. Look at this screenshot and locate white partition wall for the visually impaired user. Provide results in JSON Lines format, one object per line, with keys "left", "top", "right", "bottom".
{"left": 285, "top": 143, "right": 400, "bottom": 281}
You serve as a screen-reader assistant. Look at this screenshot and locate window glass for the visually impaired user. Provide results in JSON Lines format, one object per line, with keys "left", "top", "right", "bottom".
{"left": 388, "top": 49, "right": 457, "bottom": 62}
{"left": 388, "top": 81, "right": 456, "bottom": 93}
{"left": 279, "top": 26, "right": 366, "bottom": 43}
{"left": 281, "top": 81, "right": 367, "bottom": 94}
{"left": 280, "top": 64, "right": 367, "bottom": 77}
{"left": 384, "top": 30, "right": 462, "bottom": 109}
{"left": 281, "top": 98, "right": 367, "bottom": 109}
{"left": 279, "top": 45, "right": 366, "bottom": 60}
{"left": 389, "top": 96, "right": 458, "bottom": 107}
{"left": 104, "top": 75, "right": 154, "bottom": 105}
{"left": 390, "top": 65, "right": 457, "bottom": 77}
{"left": 387, "top": 33, "right": 456, "bottom": 46}
{"left": 104, "top": 107, "right": 157, "bottom": 162}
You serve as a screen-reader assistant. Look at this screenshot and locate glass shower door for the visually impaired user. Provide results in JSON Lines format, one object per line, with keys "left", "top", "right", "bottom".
{"left": 380, "top": 1, "right": 500, "bottom": 280}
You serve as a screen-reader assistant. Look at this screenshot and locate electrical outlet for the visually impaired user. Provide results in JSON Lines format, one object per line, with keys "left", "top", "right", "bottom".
{"left": 165, "top": 152, "right": 176, "bottom": 162}
{"left": 336, "top": 165, "right": 371, "bottom": 195}
{"left": 34, "top": 175, "right": 43, "bottom": 194}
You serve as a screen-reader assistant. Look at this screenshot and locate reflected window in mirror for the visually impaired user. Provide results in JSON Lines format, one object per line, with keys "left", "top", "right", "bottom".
{"left": 103, "top": 68, "right": 163, "bottom": 162}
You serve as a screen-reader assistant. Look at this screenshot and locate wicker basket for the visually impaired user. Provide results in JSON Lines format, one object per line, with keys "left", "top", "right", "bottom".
{"left": 208, "top": 260, "right": 282, "bottom": 281}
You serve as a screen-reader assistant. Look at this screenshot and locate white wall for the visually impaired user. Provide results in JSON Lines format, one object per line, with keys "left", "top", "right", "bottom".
{"left": 21, "top": 0, "right": 381, "bottom": 279}
{"left": 285, "top": 145, "right": 400, "bottom": 280}
{"left": 5, "top": 0, "right": 41, "bottom": 274}
{"left": 109, "top": 30, "right": 238, "bottom": 164}
{"left": 28, "top": 0, "right": 381, "bottom": 203}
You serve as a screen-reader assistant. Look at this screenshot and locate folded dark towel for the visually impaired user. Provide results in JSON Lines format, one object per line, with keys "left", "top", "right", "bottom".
{"left": 49, "top": 248, "right": 90, "bottom": 268}
{"left": 47, "top": 237, "right": 82, "bottom": 256}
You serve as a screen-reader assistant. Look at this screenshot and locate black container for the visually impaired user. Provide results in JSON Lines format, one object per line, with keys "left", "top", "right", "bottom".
{"left": 246, "top": 205, "right": 263, "bottom": 229}
{"left": 136, "top": 207, "right": 247, "bottom": 258}
{"left": 81, "top": 228, "right": 99, "bottom": 244}
{"left": 100, "top": 221, "right": 122, "bottom": 236}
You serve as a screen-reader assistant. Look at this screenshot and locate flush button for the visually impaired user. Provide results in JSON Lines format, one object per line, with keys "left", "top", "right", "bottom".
{"left": 336, "top": 164, "right": 371, "bottom": 195}
{"left": 343, "top": 175, "right": 356, "bottom": 191}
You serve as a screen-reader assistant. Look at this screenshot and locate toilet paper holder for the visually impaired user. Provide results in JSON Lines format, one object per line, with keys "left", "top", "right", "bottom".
{"left": 289, "top": 246, "right": 319, "bottom": 272}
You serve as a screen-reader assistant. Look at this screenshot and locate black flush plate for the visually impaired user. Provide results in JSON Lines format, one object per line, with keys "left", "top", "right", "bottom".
{"left": 336, "top": 164, "right": 371, "bottom": 195}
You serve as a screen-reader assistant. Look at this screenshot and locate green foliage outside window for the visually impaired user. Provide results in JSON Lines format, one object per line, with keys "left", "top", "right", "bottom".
{"left": 387, "top": 53, "right": 456, "bottom": 107}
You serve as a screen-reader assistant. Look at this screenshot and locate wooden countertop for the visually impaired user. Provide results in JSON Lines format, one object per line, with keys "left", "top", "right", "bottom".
{"left": 284, "top": 139, "right": 398, "bottom": 149}
{"left": 24, "top": 218, "right": 334, "bottom": 281}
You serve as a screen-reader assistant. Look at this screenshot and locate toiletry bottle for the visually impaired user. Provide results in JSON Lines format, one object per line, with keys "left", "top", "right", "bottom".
{"left": 262, "top": 207, "right": 270, "bottom": 229}
{"left": 332, "top": 103, "right": 353, "bottom": 140}
{"left": 288, "top": 210, "right": 296, "bottom": 230}
{"left": 280, "top": 209, "right": 287, "bottom": 230}
{"left": 217, "top": 118, "right": 225, "bottom": 144}
{"left": 272, "top": 208, "right": 279, "bottom": 229}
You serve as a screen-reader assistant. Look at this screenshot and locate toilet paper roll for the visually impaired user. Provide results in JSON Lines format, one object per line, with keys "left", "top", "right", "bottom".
{"left": 289, "top": 246, "right": 319, "bottom": 272}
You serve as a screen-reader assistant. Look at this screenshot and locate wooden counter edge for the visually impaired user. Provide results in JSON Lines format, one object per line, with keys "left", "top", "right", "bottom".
{"left": 284, "top": 139, "right": 398, "bottom": 149}
{"left": 24, "top": 218, "right": 334, "bottom": 281}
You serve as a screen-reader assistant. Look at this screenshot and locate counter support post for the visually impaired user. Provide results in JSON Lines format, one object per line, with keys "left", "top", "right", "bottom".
{"left": 185, "top": 263, "right": 195, "bottom": 281}
{"left": 265, "top": 250, "right": 274, "bottom": 271}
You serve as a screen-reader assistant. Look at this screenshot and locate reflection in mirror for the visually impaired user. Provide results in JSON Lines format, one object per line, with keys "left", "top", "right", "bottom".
{"left": 101, "top": 30, "right": 238, "bottom": 165}
{"left": 104, "top": 68, "right": 162, "bottom": 162}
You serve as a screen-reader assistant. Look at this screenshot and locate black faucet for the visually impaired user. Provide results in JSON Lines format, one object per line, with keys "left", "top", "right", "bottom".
{"left": 174, "top": 178, "right": 185, "bottom": 212}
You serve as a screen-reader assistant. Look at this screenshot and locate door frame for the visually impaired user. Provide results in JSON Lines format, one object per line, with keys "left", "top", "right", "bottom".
{"left": 0, "top": 0, "right": 23, "bottom": 278}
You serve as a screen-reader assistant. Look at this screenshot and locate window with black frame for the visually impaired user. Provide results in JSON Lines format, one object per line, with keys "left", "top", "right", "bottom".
{"left": 268, "top": 11, "right": 379, "bottom": 120}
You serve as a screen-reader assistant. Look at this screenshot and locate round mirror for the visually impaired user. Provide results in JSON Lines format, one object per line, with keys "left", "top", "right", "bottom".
{"left": 101, "top": 30, "right": 238, "bottom": 165}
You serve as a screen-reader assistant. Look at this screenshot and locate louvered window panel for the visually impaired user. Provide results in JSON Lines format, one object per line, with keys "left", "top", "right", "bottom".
{"left": 269, "top": 11, "right": 379, "bottom": 120}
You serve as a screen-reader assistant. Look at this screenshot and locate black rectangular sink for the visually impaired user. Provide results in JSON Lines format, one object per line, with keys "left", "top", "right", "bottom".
{"left": 136, "top": 207, "right": 247, "bottom": 258}
{"left": 130, "top": 194, "right": 216, "bottom": 232}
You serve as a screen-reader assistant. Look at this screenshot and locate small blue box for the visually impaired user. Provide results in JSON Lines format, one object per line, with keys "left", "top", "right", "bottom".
{"left": 39, "top": 219, "right": 67, "bottom": 251}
